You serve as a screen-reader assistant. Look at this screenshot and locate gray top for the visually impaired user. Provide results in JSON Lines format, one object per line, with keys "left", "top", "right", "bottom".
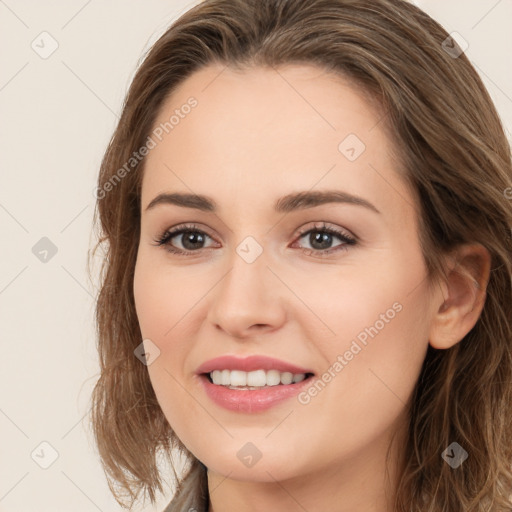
{"left": 161, "top": 485, "right": 208, "bottom": 512}
{"left": 161, "top": 494, "right": 208, "bottom": 512}
{"left": 161, "top": 461, "right": 209, "bottom": 511}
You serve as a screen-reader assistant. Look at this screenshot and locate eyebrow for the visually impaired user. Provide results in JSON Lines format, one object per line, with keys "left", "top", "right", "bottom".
{"left": 144, "top": 190, "right": 380, "bottom": 214}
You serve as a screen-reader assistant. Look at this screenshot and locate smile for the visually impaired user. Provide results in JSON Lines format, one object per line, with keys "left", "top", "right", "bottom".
{"left": 208, "top": 369, "right": 309, "bottom": 388}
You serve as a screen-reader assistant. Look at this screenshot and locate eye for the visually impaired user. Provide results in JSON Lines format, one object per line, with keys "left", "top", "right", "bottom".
{"left": 152, "top": 223, "right": 218, "bottom": 256}
{"left": 152, "top": 221, "right": 357, "bottom": 257}
{"left": 291, "top": 222, "right": 357, "bottom": 256}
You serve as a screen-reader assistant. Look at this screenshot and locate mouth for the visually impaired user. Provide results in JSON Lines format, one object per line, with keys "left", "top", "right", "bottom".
{"left": 195, "top": 355, "right": 316, "bottom": 412}
{"left": 202, "top": 369, "right": 316, "bottom": 390}
{"left": 197, "top": 370, "right": 316, "bottom": 413}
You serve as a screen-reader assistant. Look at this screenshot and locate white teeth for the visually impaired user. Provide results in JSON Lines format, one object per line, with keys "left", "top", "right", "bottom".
{"left": 221, "top": 369, "right": 230, "bottom": 385}
{"left": 266, "top": 369, "right": 281, "bottom": 386}
{"left": 209, "top": 369, "right": 308, "bottom": 387}
{"left": 247, "top": 369, "right": 266, "bottom": 387}
{"left": 230, "top": 370, "right": 247, "bottom": 387}
{"left": 280, "top": 372, "right": 293, "bottom": 385}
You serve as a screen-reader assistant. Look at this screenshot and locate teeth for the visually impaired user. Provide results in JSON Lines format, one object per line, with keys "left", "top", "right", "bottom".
{"left": 266, "top": 369, "right": 281, "bottom": 386}
{"left": 230, "top": 370, "right": 247, "bottom": 387}
{"left": 209, "top": 369, "right": 307, "bottom": 387}
{"left": 221, "top": 369, "right": 230, "bottom": 385}
{"left": 280, "top": 372, "right": 293, "bottom": 385}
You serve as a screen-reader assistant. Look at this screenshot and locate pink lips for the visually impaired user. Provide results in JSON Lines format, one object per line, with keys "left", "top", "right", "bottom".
{"left": 195, "top": 355, "right": 315, "bottom": 413}
{"left": 196, "top": 354, "right": 313, "bottom": 375}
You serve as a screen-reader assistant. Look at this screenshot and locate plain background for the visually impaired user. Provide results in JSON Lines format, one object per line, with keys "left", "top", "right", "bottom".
{"left": 0, "top": 1, "right": 511, "bottom": 511}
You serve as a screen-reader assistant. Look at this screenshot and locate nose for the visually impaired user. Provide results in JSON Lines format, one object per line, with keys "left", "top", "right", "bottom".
{"left": 206, "top": 246, "right": 287, "bottom": 339}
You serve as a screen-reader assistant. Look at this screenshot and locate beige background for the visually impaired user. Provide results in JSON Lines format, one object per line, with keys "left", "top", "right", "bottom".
{"left": 0, "top": 1, "right": 510, "bottom": 511}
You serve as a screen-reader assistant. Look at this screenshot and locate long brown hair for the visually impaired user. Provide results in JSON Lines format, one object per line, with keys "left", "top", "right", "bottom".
{"left": 87, "top": 0, "right": 512, "bottom": 510}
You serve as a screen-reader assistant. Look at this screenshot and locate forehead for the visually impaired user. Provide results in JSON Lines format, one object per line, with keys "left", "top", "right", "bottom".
{"left": 140, "top": 64, "right": 411, "bottom": 220}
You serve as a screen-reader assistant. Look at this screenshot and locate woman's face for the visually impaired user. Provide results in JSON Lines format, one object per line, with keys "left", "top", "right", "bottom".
{"left": 133, "top": 64, "right": 440, "bottom": 484}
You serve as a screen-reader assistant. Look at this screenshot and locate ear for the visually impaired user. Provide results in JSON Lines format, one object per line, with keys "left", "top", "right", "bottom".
{"left": 429, "top": 243, "right": 491, "bottom": 350}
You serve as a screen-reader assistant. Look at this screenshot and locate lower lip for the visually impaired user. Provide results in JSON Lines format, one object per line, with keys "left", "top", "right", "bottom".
{"left": 198, "top": 374, "right": 314, "bottom": 413}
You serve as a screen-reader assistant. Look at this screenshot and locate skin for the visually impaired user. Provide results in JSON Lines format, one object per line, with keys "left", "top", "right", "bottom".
{"left": 133, "top": 64, "right": 490, "bottom": 512}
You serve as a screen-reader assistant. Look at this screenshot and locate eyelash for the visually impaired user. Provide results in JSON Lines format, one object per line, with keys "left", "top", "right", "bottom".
{"left": 152, "top": 222, "right": 357, "bottom": 258}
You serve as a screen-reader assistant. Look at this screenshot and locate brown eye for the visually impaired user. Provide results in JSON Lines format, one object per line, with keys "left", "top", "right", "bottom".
{"left": 153, "top": 223, "right": 217, "bottom": 256}
{"left": 293, "top": 223, "right": 357, "bottom": 256}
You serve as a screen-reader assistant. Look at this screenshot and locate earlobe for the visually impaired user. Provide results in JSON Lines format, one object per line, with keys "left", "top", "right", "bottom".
{"left": 429, "top": 243, "right": 491, "bottom": 350}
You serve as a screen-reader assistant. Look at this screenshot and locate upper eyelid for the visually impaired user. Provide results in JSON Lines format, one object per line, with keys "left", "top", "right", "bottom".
{"left": 164, "top": 223, "right": 217, "bottom": 241}
{"left": 295, "top": 222, "right": 355, "bottom": 239}
{"left": 161, "top": 222, "right": 356, "bottom": 245}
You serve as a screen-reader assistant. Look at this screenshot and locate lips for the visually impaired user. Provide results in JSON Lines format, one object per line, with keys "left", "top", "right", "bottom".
{"left": 195, "top": 355, "right": 316, "bottom": 413}
{"left": 196, "top": 354, "right": 315, "bottom": 375}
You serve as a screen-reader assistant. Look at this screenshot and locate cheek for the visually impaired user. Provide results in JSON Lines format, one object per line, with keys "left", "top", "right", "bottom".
{"left": 133, "top": 254, "right": 201, "bottom": 340}
{"left": 133, "top": 255, "right": 208, "bottom": 418}
{"left": 133, "top": 262, "right": 193, "bottom": 445}
{"left": 285, "top": 247, "right": 431, "bottom": 355}
{"left": 291, "top": 246, "right": 431, "bottom": 414}
{"left": 290, "top": 288, "right": 429, "bottom": 470}
{"left": 305, "top": 274, "right": 430, "bottom": 433}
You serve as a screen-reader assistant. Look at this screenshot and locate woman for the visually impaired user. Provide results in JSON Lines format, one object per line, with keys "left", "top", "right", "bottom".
{"left": 88, "top": 0, "right": 512, "bottom": 510}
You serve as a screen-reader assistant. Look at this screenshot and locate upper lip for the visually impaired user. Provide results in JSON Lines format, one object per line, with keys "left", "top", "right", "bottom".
{"left": 196, "top": 355, "right": 314, "bottom": 375}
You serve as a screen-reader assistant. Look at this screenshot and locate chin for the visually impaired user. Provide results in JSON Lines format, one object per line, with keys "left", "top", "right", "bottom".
{"left": 207, "top": 460, "right": 297, "bottom": 483}
{"left": 199, "top": 444, "right": 307, "bottom": 483}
